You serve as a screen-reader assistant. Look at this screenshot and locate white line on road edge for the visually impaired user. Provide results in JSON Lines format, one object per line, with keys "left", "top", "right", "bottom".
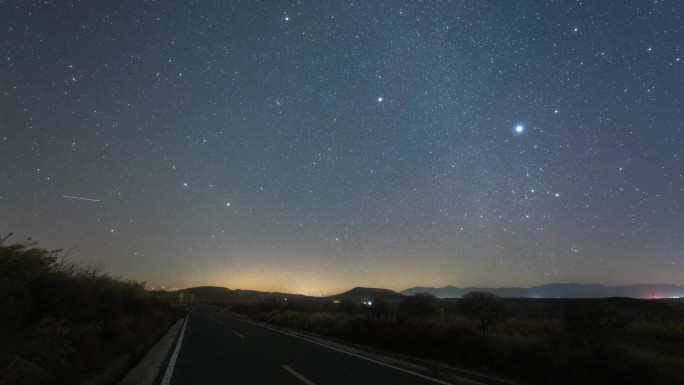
{"left": 282, "top": 365, "right": 317, "bottom": 385}
{"left": 160, "top": 314, "right": 189, "bottom": 385}
{"left": 216, "top": 311, "right": 453, "bottom": 385}
{"left": 232, "top": 330, "right": 245, "bottom": 339}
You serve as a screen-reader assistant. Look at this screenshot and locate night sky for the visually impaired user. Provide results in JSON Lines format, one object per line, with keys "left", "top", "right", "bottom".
{"left": 2, "top": 1, "right": 682, "bottom": 295}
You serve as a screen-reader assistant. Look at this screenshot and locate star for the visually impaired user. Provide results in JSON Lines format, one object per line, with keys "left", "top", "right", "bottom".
{"left": 3, "top": 0, "right": 681, "bottom": 304}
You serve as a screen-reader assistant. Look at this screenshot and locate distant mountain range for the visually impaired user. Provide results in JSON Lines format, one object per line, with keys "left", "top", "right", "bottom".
{"left": 401, "top": 283, "right": 684, "bottom": 299}
{"left": 151, "top": 283, "right": 684, "bottom": 302}
{"left": 152, "top": 286, "right": 309, "bottom": 303}
{"left": 152, "top": 286, "right": 408, "bottom": 304}
{"left": 165, "top": 286, "right": 406, "bottom": 303}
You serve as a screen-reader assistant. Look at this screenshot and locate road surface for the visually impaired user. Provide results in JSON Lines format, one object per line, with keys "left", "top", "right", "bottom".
{"left": 162, "top": 304, "right": 453, "bottom": 385}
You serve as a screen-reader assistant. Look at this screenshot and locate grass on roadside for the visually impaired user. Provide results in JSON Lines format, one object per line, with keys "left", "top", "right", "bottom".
{"left": 0, "top": 233, "right": 183, "bottom": 385}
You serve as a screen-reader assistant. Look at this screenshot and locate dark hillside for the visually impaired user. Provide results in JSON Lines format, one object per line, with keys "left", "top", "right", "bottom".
{"left": 175, "top": 286, "right": 308, "bottom": 303}
{"left": 328, "top": 287, "right": 405, "bottom": 301}
{"left": 177, "top": 286, "right": 238, "bottom": 303}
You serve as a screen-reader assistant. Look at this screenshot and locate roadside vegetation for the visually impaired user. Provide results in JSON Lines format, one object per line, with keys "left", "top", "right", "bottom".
{"left": 0, "top": 234, "right": 182, "bottom": 385}
{"left": 217, "top": 291, "right": 684, "bottom": 384}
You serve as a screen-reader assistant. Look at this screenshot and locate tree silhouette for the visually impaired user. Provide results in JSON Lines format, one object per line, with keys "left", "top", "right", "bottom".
{"left": 368, "top": 297, "right": 390, "bottom": 319}
{"left": 397, "top": 293, "right": 439, "bottom": 323}
{"left": 459, "top": 291, "right": 503, "bottom": 337}
{"left": 338, "top": 299, "right": 359, "bottom": 317}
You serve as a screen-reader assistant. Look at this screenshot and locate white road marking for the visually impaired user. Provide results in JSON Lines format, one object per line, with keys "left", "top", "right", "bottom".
{"left": 161, "top": 314, "right": 189, "bottom": 385}
{"left": 282, "top": 365, "right": 316, "bottom": 385}
{"left": 232, "top": 330, "right": 245, "bottom": 339}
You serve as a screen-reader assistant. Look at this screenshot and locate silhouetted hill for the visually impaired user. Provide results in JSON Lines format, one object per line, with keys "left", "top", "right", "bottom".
{"left": 401, "top": 283, "right": 684, "bottom": 298}
{"left": 328, "top": 287, "right": 405, "bottom": 301}
{"left": 178, "top": 286, "right": 239, "bottom": 302}
{"left": 171, "top": 286, "right": 309, "bottom": 303}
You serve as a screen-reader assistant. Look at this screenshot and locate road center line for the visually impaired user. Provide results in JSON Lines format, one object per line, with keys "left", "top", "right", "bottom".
{"left": 232, "top": 330, "right": 245, "bottom": 339}
{"left": 282, "top": 365, "right": 316, "bottom": 385}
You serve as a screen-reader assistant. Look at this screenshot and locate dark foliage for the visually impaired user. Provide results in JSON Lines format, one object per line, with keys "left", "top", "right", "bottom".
{"left": 397, "top": 293, "right": 440, "bottom": 323}
{"left": 367, "top": 297, "right": 391, "bottom": 319}
{"left": 0, "top": 234, "right": 182, "bottom": 385}
{"left": 564, "top": 299, "right": 628, "bottom": 340}
{"left": 459, "top": 291, "right": 505, "bottom": 337}
{"left": 337, "top": 299, "right": 360, "bottom": 317}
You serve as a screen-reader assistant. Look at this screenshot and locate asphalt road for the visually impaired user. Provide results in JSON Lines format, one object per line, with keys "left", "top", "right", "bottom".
{"left": 163, "top": 304, "right": 453, "bottom": 385}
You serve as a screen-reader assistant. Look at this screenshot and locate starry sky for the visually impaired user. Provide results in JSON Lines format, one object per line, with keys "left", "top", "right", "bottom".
{"left": 1, "top": 1, "right": 683, "bottom": 295}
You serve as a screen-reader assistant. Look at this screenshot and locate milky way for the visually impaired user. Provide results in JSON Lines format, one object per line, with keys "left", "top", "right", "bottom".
{"left": 1, "top": 1, "right": 682, "bottom": 295}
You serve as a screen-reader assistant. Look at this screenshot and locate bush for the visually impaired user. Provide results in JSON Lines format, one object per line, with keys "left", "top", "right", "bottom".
{"left": 459, "top": 291, "right": 504, "bottom": 337}
{"left": 564, "top": 300, "right": 628, "bottom": 341}
{"left": 0, "top": 233, "right": 182, "bottom": 385}
{"left": 368, "top": 297, "right": 390, "bottom": 319}
{"left": 397, "top": 293, "right": 439, "bottom": 323}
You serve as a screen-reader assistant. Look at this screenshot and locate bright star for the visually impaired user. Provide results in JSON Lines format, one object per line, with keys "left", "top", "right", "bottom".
{"left": 515, "top": 125, "right": 525, "bottom": 134}
{"left": 377, "top": 97, "right": 383, "bottom": 102}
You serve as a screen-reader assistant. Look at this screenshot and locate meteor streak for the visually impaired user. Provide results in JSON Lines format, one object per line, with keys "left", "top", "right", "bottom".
{"left": 62, "top": 195, "right": 101, "bottom": 202}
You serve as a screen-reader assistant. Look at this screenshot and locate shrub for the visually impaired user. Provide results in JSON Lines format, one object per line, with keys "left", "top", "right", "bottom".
{"left": 337, "top": 299, "right": 360, "bottom": 317}
{"left": 0, "top": 233, "right": 182, "bottom": 385}
{"left": 459, "top": 291, "right": 504, "bottom": 337}
{"left": 397, "top": 293, "right": 439, "bottom": 323}
{"left": 368, "top": 297, "right": 390, "bottom": 319}
{"left": 564, "top": 300, "right": 628, "bottom": 341}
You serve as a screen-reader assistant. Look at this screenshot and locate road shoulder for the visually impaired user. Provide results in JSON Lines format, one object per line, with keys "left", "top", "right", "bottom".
{"left": 118, "top": 319, "right": 184, "bottom": 385}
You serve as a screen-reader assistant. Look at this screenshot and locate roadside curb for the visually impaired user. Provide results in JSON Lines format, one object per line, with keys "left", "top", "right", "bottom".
{"left": 118, "top": 319, "right": 184, "bottom": 385}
